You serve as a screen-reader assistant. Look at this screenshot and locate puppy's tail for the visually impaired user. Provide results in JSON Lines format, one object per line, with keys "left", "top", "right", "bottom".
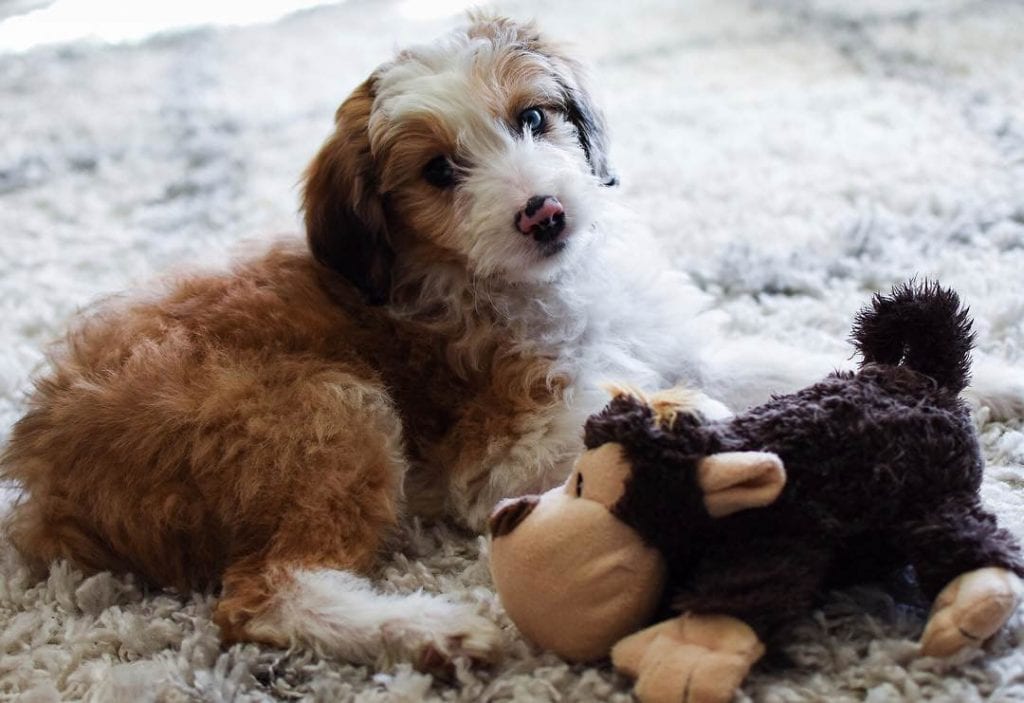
{"left": 851, "top": 279, "right": 975, "bottom": 393}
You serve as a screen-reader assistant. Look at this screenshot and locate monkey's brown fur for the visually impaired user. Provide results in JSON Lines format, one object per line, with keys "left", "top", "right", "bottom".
{"left": 586, "top": 281, "right": 1024, "bottom": 636}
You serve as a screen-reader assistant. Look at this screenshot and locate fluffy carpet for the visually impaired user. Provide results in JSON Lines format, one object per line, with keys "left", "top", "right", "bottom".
{"left": 3, "top": 0, "right": 1024, "bottom": 700}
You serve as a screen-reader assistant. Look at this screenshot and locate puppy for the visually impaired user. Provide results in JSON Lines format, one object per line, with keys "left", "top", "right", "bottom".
{"left": 2, "top": 13, "right": 1022, "bottom": 670}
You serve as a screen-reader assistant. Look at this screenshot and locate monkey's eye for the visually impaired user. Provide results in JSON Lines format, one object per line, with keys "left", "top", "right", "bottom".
{"left": 519, "top": 107, "right": 545, "bottom": 133}
{"left": 575, "top": 471, "right": 584, "bottom": 497}
{"left": 423, "top": 156, "right": 456, "bottom": 189}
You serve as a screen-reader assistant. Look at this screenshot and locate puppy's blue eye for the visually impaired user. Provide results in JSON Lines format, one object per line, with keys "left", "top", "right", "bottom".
{"left": 423, "top": 156, "right": 455, "bottom": 188}
{"left": 519, "top": 107, "right": 545, "bottom": 133}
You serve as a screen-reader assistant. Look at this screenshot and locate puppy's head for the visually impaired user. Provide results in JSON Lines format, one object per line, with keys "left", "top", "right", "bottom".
{"left": 302, "top": 14, "right": 617, "bottom": 303}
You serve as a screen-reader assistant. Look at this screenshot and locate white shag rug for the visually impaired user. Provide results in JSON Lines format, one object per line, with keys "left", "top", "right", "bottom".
{"left": 3, "top": 0, "right": 1024, "bottom": 700}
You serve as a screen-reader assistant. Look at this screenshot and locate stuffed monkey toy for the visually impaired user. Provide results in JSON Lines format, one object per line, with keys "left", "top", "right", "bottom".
{"left": 489, "top": 281, "right": 1024, "bottom": 703}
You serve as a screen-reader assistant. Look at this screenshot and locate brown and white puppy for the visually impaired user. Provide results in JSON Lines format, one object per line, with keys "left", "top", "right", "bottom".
{"left": 2, "top": 13, "right": 1023, "bottom": 670}
{"left": 0, "top": 13, "right": 658, "bottom": 670}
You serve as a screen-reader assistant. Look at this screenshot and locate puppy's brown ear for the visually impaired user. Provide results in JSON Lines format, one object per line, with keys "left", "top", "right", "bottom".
{"left": 302, "top": 77, "right": 393, "bottom": 304}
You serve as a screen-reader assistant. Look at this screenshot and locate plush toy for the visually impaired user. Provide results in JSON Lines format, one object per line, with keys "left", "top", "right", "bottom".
{"left": 489, "top": 281, "right": 1024, "bottom": 703}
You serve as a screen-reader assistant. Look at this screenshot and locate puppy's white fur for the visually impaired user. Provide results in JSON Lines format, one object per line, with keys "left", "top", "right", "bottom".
{"left": 245, "top": 570, "right": 499, "bottom": 667}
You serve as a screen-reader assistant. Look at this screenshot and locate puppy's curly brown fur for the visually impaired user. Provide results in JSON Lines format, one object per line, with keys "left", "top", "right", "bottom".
{"left": 5, "top": 247, "right": 387, "bottom": 602}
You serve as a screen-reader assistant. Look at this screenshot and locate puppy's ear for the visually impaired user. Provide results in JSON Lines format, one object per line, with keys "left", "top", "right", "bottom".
{"left": 552, "top": 56, "right": 617, "bottom": 187}
{"left": 468, "top": 14, "right": 617, "bottom": 186}
{"left": 302, "top": 77, "right": 394, "bottom": 305}
{"left": 524, "top": 32, "right": 616, "bottom": 187}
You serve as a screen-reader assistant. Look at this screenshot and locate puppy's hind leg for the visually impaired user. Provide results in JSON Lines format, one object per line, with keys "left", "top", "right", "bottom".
{"left": 217, "top": 560, "right": 500, "bottom": 670}
{"left": 698, "top": 333, "right": 1024, "bottom": 421}
{"left": 214, "top": 412, "right": 502, "bottom": 670}
{"left": 696, "top": 336, "right": 848, "bottom": 413}
{"left": 963, "top": 353, "right": 1024, "bottom": 422}
{"left": 203, "top": 365, "right": 501, "bottom": 670}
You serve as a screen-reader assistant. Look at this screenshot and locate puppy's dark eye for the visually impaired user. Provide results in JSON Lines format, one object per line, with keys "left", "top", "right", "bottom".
{"left": 575, "top": 471, "right": 583, "bottom": 497}
{"left": 423, "top": 156, "right": 455, "bottom": 189}
{"left": 519, "top": 107, "right": 545, "bottom": 133}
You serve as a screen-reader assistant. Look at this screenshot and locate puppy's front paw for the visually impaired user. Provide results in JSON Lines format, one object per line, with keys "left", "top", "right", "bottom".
{"left": 439, "top": 610, "right": 504, "bottom": 667}
{"left": 384, "top": 600, "right": 503, "bottom": 675}
{"left": 417, "top": 616, "right": 502, "bottom": 677}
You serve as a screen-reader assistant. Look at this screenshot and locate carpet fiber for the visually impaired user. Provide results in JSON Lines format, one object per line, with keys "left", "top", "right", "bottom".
{"left": 2, "top": 0, "right": 1024, "bottom": 700}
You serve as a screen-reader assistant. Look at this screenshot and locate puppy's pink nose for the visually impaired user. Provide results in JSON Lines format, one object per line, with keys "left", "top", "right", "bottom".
{"left": 514, "top": 195, "right": 566, "bottom": 242}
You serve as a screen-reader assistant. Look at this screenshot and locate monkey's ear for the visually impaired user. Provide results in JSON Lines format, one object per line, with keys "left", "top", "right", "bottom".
{"left": 696, "top": 452, "right": 786, "bottom": 518}
{"left": 302, "top": 77, "right": 394, "bottom": 305}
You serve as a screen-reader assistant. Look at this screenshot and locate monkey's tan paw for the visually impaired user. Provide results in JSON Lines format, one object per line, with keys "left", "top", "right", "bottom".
{"left": 629, "top": 639, "right": 753, "bottom": 703}
{"left": 920, "top": 567, "right": 1022, "bottom": 657}
{"left": 613, "top": 614, "right": 763, "bottom": 703}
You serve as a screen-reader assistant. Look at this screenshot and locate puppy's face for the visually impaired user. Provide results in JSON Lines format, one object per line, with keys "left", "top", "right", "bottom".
{"left": 303, "top": 16, "right": 617, "bottom": 302}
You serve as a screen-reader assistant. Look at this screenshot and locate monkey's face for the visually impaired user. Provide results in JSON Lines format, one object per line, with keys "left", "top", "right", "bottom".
{"left": 488, "top": 443, "right": 666, "bottom": 662}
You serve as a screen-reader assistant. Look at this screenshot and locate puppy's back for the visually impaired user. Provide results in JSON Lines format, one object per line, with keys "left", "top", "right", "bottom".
{"left": 0, "top": 241, "right": 371, "bottom": 587}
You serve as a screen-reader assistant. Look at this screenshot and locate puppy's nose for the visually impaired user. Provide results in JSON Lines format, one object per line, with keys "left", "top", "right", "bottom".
{"left": 514, "top": 195, "right": 566, "bottom": 242}
{"left": 489, "top": 495, "right": 540, "bottom": 538}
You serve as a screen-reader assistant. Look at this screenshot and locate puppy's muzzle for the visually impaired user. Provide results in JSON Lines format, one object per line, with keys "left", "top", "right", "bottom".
{"left": 514, "top": 195, "right": 566, "bottom": 243}
{"left": 489, "top": 495, "right": 540, "bottom": 537}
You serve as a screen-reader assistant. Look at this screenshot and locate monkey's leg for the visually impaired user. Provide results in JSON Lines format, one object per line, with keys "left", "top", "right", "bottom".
{"left": 903, "top": 499, "right": 1024, "bottom": 657}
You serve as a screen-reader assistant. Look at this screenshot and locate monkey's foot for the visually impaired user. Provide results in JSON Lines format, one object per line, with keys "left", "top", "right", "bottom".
{"left": 612, "top": 614, "right": 763, "bottom": 703}
{"left": 920, "top": 567, "right": 1022, "bottom": 657}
